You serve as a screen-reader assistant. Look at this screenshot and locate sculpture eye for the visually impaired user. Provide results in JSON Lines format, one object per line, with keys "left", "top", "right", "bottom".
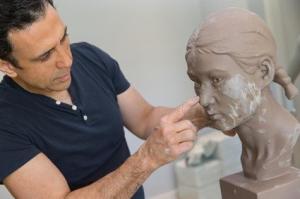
{"left": 189, "top": 74, "right": 198, "bottom": 82}
{"left": 194, "top": 82, "right": 201, "bottom": 89}
{"left": 211, "top": 77, "right": 223, "bottom": 85}
{"left": 194, "top": 82, "right": 201, "bottom": 95}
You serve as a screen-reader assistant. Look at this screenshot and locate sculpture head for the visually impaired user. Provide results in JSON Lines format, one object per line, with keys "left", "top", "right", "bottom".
{"left": 186, "top": 8, "right": 298, "bottom": 131}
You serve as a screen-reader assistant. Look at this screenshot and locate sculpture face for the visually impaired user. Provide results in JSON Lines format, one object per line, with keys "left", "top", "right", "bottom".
{"left": 187, "top": 53, "right": 261, "bottom": 131}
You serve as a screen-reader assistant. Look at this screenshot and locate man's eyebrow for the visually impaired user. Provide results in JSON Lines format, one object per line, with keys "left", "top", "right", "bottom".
{"left": 31, "top": 26, "right": 68, "bottom": 61}
{"left": 61, "top": 26, "right": 68, "bottom": 41}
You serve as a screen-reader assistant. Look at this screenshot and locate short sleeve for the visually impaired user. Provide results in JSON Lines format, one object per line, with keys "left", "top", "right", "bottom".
{"left": 108, "top": 58, "right": 130, "bottom": 94}
{"left": 72, "top": 42, "right": 130, "bottom": 95}
{"left": 0, "top": 127, "right": 40, "bottom": 183}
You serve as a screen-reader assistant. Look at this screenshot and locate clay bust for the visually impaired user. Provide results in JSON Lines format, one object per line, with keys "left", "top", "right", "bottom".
{"left": 185, "top": 8, "right": 300, "bottom": 181}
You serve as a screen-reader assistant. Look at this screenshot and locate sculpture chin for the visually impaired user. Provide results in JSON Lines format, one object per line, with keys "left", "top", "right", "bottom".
{"left": 209, "top": 119, "right": 236, "bottom": 132}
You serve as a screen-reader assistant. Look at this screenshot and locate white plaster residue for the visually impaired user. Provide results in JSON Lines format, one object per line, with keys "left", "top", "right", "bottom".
{"left": 278, "top": 161, "right": 285, "bottom": 168}
{"left": 229, "top": 104, "right": 239, "bottom": 118}
{"left": 257, "top": 129, "right": 266, "bottom": 134}
{"left": 222, "top": 75, "right": 246, "bottom": 99}
{"left": 220, "top": 118, "right": 232, "bottom": 131}
{"left": 279, "top": 147, "right": 288, "bottom": 156}
{"left": 295, "top": 124, "right": 300, "bottom": 136}
{"left": 228, "top": 104, "right": 239, "bottom": 127}
{"left": 278, "top": 159, "right": 290, "bottom": 168}
{"left": 291, "top": 124, "right": 300, "bottom": 147}
{"left": 245, "top": 81, "right": 261, "bottom": 114}
{"left": 216, "top": 75, "right": 262, "bottom": 131}
{"left": 258, "top": 108, "right": 267, "bottom": 123}
{"left": 258, "top": 116, "right": 267, "bottom": 123}
{"left": 222, "top": 75, "right": 261, "bottom": 116}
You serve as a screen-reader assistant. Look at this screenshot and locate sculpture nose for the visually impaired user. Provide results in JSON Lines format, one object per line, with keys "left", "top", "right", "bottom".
{"left": 195, "top": 83, "right": 215, "bottom": 107}
{"left": 200, "top": 92, "right": 216, "bottom": 107}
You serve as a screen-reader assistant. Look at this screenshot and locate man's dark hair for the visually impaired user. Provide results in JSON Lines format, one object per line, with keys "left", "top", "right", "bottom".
{"left": 0, "top": 0, "right": 55, "bottom": 68}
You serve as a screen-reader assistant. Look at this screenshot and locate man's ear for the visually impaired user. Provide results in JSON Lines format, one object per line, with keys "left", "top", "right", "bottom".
{"left": 256, "top": 57, "right": 275, "bottom": 88}
{"left": 0, "top": 59, "right": 18, "bottom": 78}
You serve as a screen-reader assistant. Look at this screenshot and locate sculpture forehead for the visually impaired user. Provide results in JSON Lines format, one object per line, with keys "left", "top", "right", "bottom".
{"left": 187, "top": 53, "right": 242, "bottom": 75}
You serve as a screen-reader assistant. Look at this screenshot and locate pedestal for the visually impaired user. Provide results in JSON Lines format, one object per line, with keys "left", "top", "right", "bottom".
{"left": 220, "top": 168, "right": 300, "bottom": 199}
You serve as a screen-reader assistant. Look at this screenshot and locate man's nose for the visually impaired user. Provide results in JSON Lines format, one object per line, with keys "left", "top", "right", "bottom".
{"left": 56, "top": 46, "right": 72, "bottom": 68}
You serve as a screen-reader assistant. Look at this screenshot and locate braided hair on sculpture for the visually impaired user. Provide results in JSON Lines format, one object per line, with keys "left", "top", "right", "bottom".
{"left": 274, "top": 66, "right": 299, "bottom": 99}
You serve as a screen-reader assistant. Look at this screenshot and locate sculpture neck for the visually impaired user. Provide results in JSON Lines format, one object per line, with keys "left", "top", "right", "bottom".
{"left": 235, "top": 88, "right": 300, "bottom": 181}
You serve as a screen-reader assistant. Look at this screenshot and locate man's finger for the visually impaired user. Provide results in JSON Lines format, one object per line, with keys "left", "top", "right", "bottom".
{"left": 171, "top": 120, "right": 197, "bottom": 133}
{"left": 165, "top": 96, "right": 199, "bottom": 123}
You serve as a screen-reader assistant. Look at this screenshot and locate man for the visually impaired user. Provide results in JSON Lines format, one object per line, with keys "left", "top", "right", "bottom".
{"left": 0, "top": 0, "right": 208, "bottom": 198}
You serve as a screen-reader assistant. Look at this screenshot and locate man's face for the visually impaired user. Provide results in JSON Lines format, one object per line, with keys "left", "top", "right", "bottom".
{"left": 6, "top": 5, "right": 73, "bottom": 96}
{"left": 187, "top": 53, "right": 262, "bottom": 131}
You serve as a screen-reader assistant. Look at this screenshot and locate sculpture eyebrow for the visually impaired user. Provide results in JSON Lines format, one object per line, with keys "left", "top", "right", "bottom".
{"left": 208, "top": 69, "right": 229, "bottom": 77}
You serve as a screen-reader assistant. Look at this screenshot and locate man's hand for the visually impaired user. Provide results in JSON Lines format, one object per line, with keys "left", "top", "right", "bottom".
{"left": 184, "top": 98, "right": 237, "bottom": 137}
{"left": 140, "top": 97, "right": 199, "bottom": 169}
{"left": 184, "top": 101, "right": 209, "bottom": 130}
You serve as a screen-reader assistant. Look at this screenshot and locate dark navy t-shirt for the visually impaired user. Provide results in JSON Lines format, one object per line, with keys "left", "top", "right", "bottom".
{"left": 0, "top": 42, "right": 144, "bottom": 199}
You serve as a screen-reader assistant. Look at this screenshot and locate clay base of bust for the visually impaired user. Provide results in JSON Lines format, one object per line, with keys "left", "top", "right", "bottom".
{"left": 220, "top": 167, "right": 300, "bottom": 199}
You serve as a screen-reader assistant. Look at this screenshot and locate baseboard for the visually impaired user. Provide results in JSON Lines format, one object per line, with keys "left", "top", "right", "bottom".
{"left": 150, "top": 190, "right": 177, "bottom": 199}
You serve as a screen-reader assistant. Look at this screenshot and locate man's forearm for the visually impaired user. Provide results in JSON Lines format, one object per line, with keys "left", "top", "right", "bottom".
{"left": 65, "top": 147, "right": 155, "bottom": 199}
{"left": 144, "top": 103, "right": 208, "bottom": 138}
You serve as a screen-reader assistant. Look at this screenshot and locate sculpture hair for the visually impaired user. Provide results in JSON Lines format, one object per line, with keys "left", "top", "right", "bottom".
{"left": 186, "top": 7, "right": 298, "bottom": 99}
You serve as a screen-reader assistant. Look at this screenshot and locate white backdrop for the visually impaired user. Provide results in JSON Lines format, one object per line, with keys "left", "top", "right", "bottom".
{"left": 1, "top": 0, "right": 300, "bottom": 198}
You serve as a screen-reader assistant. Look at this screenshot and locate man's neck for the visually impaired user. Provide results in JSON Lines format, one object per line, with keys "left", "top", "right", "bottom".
{"left": 12, "top": 76, "right": 73, "bottom": 105}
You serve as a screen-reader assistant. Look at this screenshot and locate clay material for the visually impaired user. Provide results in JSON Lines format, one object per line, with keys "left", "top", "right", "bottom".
{"left": 186, "top": 7, "right": 300, "bottom": 181}
{"left": 185, "top": 7, "right": 300, "bottom": 198}
{"left": 220, "top": 168, "right": 300, "bottom": 199}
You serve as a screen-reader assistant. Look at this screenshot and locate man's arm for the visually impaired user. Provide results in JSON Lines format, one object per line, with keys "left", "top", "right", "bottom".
{"left": 4, "top": 150, "right": 153, "bottom": 199}
{"left": 117, "top": 86, "right": 208, "bottom": 139}
{"left": 4, "top": 95, "right": 199, "bottom": 199}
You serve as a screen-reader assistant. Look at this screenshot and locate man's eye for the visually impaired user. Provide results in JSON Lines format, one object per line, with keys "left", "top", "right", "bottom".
{"left": 40, "top": 52, "right": 51, "bottom": 62}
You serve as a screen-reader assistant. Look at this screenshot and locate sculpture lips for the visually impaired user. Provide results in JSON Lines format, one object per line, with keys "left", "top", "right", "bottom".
{"left": 210, "top": 113, "right": 222, "bottom": 120}
{"left": 206, "top": 108, "right": 222, "bottom": 120}
{"left": 207, "top": 108, "right": 216, "bottom": 115}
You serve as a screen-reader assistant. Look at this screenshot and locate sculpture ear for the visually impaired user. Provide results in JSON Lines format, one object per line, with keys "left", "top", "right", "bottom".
{"left": 256, "top": 57, "right": 275, "bottom": 88}
{"left": 0, "top": 59, "right": 18, "bottom": 78}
